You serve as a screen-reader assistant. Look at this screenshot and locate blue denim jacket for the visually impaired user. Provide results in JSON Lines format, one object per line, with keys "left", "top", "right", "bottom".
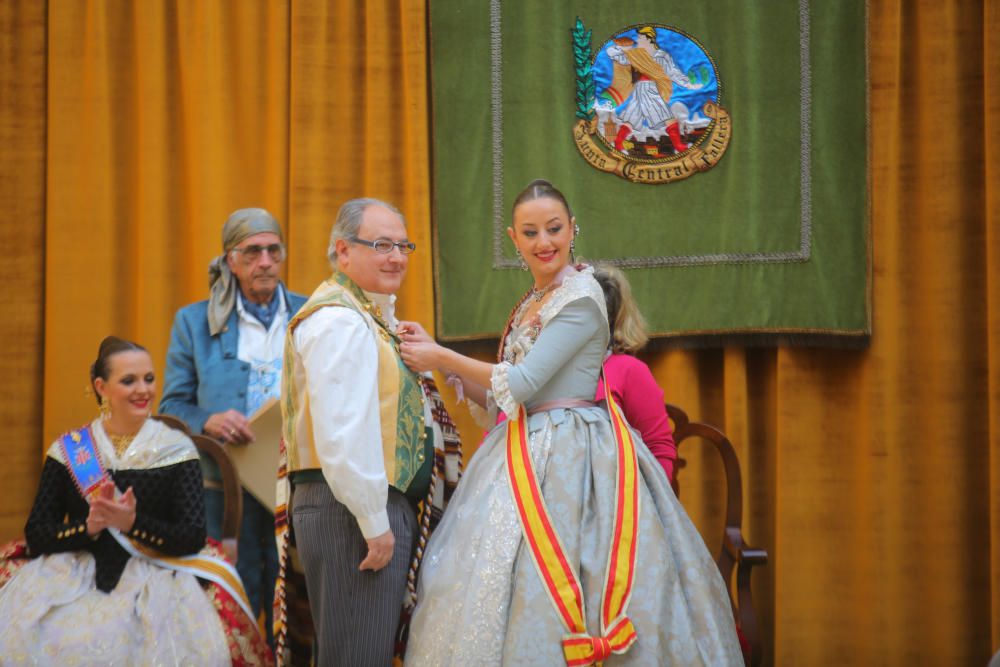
{"left": 159, "top": 283, "right": 307, "bottom": 435}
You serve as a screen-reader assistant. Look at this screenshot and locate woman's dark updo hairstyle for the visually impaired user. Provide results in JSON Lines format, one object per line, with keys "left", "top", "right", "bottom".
{"left": 90, "top": 336, "right": 147, "bottom": 404}
{"left": 511, "top": 179, "right": 573, "bottom": 219}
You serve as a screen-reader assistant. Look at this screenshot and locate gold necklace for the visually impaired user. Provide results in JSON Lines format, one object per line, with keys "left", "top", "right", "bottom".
{"left": 530, "top": 283, "right": 556, "bottom": 302}
{"left": 109, "top": 433, "right": 136, "bottom": 457}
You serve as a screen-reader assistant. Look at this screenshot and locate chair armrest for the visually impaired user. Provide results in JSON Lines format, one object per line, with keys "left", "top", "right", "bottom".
{"left": 154, "top": 414, "right": 243, "bottom": 563}
{"left": 191, "top": 434, "right": 243, "bottom": 544}
{"left": 153, "top": 413, "right": 192, "bottom": 436}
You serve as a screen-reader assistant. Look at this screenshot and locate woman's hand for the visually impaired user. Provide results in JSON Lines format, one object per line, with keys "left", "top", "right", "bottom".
{"left": 86, "top": 508, "right": 108, "bottom": 537}
{"left": 400, "top": 340, "right": 444, "bottom": 373}
{"left": 107, "top": 487, "right": 137, "bottom": 533}
{"left": 397, "top": 320, "right": 434, "bottom": 344}
{"left": 86, "top": 479, "right": 114, "bottom": 536}
{"left": 87, "top": 480, "right": 137, "bottom": 534}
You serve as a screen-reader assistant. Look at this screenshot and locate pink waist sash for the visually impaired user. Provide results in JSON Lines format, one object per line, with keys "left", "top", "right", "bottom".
{"left": 527, "top": 399, "right": 598, "bottom": 415}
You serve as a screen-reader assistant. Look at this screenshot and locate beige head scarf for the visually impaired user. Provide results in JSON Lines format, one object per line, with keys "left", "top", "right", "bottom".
{"left": 207, "top": 207, "right": 284, "bottom": 336}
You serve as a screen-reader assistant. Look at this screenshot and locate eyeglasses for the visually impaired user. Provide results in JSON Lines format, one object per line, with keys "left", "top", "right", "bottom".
{"left": 348, "top": 236, "right": 416, "bottom": 255}
{"left": 230, "top": 243, "right": 286, "bottom": 263}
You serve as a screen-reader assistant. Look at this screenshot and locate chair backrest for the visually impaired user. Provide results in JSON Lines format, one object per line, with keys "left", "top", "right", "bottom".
{"left": 667, "top": 403, "right": 768, "bottom": 667}
{"left": 152, "top": 414, "right": 242, "bottom": 562}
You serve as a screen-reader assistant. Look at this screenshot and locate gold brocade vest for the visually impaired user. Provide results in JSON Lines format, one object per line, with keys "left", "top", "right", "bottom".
{"left": 281, "top": 272, "right": 428, "bottom": 494}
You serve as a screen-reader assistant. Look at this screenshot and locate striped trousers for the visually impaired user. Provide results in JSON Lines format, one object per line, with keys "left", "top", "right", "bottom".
{"left": 291, "top": 482, "right": 417, "bottom": 667}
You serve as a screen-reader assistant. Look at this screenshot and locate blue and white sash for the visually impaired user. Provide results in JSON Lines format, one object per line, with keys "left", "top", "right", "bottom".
{"left": 59, "top": 427, "right": 108, "bottom": 501}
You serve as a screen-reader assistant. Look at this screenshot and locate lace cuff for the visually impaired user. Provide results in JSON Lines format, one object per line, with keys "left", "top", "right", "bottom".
{"left": 491, "top": 362, "right": 518, "bottom": 417}
{"left": 444, "top": 372, "right": 465, "bottom": 402}
{"left": 467, "top": 396, "right": 497, "bottom": 432}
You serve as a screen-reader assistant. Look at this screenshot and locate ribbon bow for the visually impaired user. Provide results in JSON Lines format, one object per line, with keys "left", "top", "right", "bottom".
{"left": 561, "top": 616, "right": 637, "bottom": 666}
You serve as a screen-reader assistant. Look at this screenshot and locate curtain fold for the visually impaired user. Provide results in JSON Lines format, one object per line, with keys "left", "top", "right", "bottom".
{"left": 286, "top": 0, "right": 433, "bottom": 326}
{"left": 1, "top": 0, "right": 997, "bottom": 664}
{"left": 43, "top": 0, "right": 290, "bottom": 443}
{"left": 985, "top": 0, "right": 1000, "bottom": 651}
{"left": 0, "top": 0, "right": 46, "bottom": 542}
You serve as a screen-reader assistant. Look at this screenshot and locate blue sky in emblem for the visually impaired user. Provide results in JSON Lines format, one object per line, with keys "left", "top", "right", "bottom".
{"left": 592, "top": 27, "right": 719, "bottom": 120}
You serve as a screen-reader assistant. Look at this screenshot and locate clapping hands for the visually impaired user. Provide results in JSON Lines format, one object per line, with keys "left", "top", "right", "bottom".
{"left": 86, "top": 479, "right": 137, "bottom": 537}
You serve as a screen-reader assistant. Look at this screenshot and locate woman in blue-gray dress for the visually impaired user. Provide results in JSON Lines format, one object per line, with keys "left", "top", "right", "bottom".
{"left": 398, "top": 179, "right": 742, "bottom": 666}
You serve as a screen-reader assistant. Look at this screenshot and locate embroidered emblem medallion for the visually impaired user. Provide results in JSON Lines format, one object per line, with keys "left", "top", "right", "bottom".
{"left": 74, "top": 446, "right": 92, "bottom": 466}
{"left": 572, "top": 20, "right": 731, "bottom": 184}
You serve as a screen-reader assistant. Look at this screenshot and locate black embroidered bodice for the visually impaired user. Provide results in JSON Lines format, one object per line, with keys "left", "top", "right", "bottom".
{"left": 24, "top": 457, "right": 207, "bottom": 592}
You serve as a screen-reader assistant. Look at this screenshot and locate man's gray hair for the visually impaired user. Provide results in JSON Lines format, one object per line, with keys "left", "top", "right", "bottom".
{"left": 328, "top": 197, "right": 406, "bottom": 265}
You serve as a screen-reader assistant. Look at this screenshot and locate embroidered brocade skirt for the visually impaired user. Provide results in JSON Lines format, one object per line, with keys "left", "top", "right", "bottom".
{"left": 0, "top": 550, "right": 230, "bottom": 665}
{"left": 405, "top": 406, "right": 744, "bottom": 666}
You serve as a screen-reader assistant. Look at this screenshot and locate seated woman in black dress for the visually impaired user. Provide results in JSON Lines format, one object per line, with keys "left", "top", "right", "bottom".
{"left": 0, "top": 336, "right": 271, "bottom": 665}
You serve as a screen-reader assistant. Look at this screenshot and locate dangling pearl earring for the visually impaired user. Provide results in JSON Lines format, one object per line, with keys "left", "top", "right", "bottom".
{"left": 570, "top": 223, "right": 580, "bottom": 263}
{"left": 516, "top": 248, "right": 528, "bottom": 271}
{"left": 99, "top": 395, "right": 112, "bottom": 421}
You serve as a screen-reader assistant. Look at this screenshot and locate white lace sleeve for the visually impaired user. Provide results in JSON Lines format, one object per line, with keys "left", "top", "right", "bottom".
{"left": 490, "top": 361, "right": 518, "bottom": 417}
{"left": 467, "top": 393, "right": 498, "bottom": 431}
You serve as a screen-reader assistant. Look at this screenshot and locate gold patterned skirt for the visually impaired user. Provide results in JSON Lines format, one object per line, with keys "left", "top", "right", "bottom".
{"left": 0, "top": 544, "right": 233, "bottom": 666}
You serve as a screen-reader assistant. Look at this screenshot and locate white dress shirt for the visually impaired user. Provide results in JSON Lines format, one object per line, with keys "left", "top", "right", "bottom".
{"left": 291, "top": 291, "right": 399, "bottom": 539}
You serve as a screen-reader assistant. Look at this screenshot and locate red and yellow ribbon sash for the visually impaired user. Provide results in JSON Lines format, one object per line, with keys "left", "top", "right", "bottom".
{"left": 505, "top": 387, "right": 640, "bottom": 666}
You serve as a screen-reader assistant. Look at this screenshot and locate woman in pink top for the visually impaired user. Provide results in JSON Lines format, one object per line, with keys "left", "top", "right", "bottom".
{"left": 594, "top": 264, "right": 677, "bottom": 483}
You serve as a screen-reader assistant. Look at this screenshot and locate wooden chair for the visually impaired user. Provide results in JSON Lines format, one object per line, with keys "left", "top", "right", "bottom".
{"left": 667, "top": 404, "right": 768, "bottom": 667}
{"left": 153, "top": 414, "right": 243, "bottom": 563}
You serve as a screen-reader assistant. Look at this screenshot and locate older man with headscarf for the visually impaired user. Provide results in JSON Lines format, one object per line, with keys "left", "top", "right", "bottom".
{"left": 160, "top": 207, "right": 307, "bottom": 649}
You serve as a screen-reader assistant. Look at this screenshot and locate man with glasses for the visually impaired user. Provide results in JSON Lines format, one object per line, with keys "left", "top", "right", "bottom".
{"left": 278, "top": 198, "right": 445, "bottom": 666}
{"left": 160, "top": 207, "right": 307, "bottom": 649}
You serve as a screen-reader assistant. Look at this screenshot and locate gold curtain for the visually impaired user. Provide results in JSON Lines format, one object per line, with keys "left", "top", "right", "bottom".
{"left": 986, "top": 0, "right": 1000, "bottom": 650}
{"left": 43, "top": 0, "right": 291, "bottom": 442}
{"left": 0, "top": 1, "right": 46, "bottom": 543}
{"left": 0, "top": 0, "right": 997, "bottom": 664}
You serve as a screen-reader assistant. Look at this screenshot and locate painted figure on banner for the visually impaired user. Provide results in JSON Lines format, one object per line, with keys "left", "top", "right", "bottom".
{"left": 572, "top": 20, "right": 732, "bottom": 184}
{"left": 604, "top": 26, "right": 704, "bottom": 156}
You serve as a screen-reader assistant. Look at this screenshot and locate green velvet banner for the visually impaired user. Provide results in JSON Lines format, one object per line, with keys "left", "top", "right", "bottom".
{"left": 430, "top": 0, "right": 869, "bottom": 343}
